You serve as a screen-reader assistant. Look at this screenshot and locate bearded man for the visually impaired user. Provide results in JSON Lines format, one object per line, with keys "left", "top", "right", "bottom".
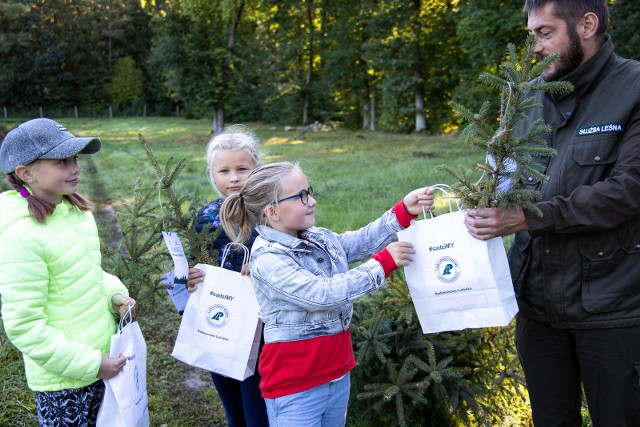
{"left": 463, "top": 1, "right": 640, "bottom": 425}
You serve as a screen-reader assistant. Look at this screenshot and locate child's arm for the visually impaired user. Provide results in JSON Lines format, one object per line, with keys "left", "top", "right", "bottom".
{"left": 371, "top": 241, "right": 416, "bottom": 278}
{"left": 102, "top": 271, "right": 130, "bottom": 315}
{"left": 336, "top": 186, "right": 434, "bottom": 262}
{"left": 186, "top": 266, "right": 206, "bottom": 293}
{"left": 252, "top": 247, "right": 391, "bottom": 311}
{"left": 187, "top": 199, "right": 228, "bottom": 292}
{"left": 402, "top": 186, "right": 436, "bottom": 216}
{"left": 111, "top": 293, "right": 136, "bottom": 317}
{"left": 98, "top": 354, "right": 127, "bottom": 379}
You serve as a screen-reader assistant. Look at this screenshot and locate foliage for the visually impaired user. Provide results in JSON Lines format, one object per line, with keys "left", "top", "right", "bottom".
{"left": 609, "top": 0, "right": 640, "bottom": 61}
{"left": 0, "top": 0, "right": 152, "bottom": 116}
{"left": 2, "top": 2, "right": 638, "bottom": 128}
{"left": 105, "top": 56, "right": 144, "bottom": 108}
{"left": 453, "top": 0, "right": 527, "bottom": 120}
{"left": 354, "top": 0, "right": 462, "bottom": 133}
{"left": 102, "top": 134, "right": 215, "bottom": 305}
{"left": 438, "top": 34, "right": 573, "bottom": 212}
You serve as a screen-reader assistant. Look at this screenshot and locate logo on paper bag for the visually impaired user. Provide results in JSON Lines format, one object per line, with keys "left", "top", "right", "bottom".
{"left": 207, "top": 304, "right": 230, "bottom": 328}
{"left": 435, "top": 256, "right": 460, "bottom": 283}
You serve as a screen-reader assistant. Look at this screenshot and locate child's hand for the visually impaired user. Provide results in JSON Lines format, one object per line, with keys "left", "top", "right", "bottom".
{"left": 403, "top": 186, "right": 435, "bottom": 216}
{"left": 186, "top": 267, "right": 206, "bottom": 293}
{"left": 240, "top": 263, "right": 251, "bottom": 276}
{"left": 386, "top": 241, "right": 416, "bottom": 267}
{"left": 111, "top": 294, "right": 135, "bottom": 318}
{"left": 97, "top": 354, "right": 127, "bottom": 379}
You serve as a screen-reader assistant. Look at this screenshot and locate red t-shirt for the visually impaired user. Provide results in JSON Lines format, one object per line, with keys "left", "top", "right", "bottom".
{"left": 258, "top": 330, "right": 356, "bottom": 398}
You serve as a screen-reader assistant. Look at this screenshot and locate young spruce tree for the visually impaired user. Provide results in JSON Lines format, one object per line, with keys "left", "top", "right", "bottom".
{"left": 101, "top": 134, "right": 215, "bottom": 305}
{"left": 438, "top": 34, "right": 573, "bottom": 213}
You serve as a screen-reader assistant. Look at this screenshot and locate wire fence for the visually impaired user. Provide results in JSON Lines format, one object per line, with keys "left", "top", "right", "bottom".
{"left": 1, "top": 104, "right": 184, "bottom": 121}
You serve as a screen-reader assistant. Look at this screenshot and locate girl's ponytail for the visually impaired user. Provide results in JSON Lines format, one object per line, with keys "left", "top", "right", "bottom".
{"left": 221, "top": 193, "right": 253, "bottom": 243}
{"left": 220, "top": 162, "right": 301, "bottom": 242}
{"left": 7, "top": 173, "right": 94, "bottom": 224}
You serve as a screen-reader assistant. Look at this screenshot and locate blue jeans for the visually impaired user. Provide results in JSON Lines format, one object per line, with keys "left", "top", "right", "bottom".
{"left": 211, "top": 371, "right": 269, "bottom": 427}
{"left": 264, "top": 373, "right": 350, "bottom": 427}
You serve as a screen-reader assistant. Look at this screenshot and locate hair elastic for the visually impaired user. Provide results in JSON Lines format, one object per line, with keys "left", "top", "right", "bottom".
{"left": 19, "top": 187, "right": 30, "bottom": 198}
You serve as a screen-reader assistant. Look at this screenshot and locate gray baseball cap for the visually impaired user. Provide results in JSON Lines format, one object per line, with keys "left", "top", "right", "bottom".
{"left": 0, "top": 118, "right": 101, "bottom": 174}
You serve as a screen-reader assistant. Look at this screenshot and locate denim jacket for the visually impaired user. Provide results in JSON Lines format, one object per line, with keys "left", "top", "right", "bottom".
{"left": 249, "top": 207, "right": 403, "bottom": 343}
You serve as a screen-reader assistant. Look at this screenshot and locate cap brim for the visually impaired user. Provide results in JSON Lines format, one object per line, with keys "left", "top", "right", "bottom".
{"left": 40, "top": 136, "right": 102, "bottom": 159}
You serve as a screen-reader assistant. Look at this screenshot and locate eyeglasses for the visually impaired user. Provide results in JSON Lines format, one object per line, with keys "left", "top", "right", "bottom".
{"left": 272, "top": 187, "right": 314, "bottom": 205}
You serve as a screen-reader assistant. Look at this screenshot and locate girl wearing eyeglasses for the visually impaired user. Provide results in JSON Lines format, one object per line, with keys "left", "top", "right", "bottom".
{"left": 220, "top": 162, "right": 434, "bottom": 426}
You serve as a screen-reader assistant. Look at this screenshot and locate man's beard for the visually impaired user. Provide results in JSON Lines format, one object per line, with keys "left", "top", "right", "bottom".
{"left": 540, "top": 27, "right": 584, "bottom": 81}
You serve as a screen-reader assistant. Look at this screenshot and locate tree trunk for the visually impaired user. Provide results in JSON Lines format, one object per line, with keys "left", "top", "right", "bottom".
{"left": 302, "top": 0, "right": 314, "bottom": 125}
{"left": 415, "top": 80, "right": 427, "bottom": 132}
{"left": 210, "top": 0, "right": 244, "bottom": 134}
{"left": 363, "top": 96, "right": 370, "bottom": 130}
{"left": 412, "top": 0, "right": 427, "bottom": 132}
{"left": 227, "top": 0, "right": 244, "bottom": 49}
{"left": 370, "top": 87, "right": 376, "bottom": 131}
{"left": 363, "top": 80, "right": 371, "bottom": 130}
{"left": 213, "top": 107, "right": 224, "bottom": 134}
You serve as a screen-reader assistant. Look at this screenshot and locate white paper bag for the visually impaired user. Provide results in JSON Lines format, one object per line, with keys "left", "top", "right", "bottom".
{"left": 97, "top": 304, "right": 150, "bottom": 427}
{"left": 172, "top": 245, "right": 262, "bottom": 380}
{"left": 397, "top": 208, "right": 518, "bottom": 334}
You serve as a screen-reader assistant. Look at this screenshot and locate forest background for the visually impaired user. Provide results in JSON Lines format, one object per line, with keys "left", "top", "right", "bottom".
{"left": 1, "top": 0, "right": 638, "bottom": 133}
{"left": 1, "top": 0, "right": 640, "bottom": 426}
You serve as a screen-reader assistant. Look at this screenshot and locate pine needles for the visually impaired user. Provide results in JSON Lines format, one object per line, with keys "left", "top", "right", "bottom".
{"left": 439, "top": 34, "right": 573, "bottom": 214}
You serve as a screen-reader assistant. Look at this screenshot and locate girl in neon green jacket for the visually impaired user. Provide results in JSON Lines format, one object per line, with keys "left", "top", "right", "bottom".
{"left": 0, "top": 118, "right": 134, "bottom": 426}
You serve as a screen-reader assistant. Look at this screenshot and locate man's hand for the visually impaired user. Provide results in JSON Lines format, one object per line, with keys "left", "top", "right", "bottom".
{"left": 464, "top": 208, "right": 527, "bottom": 240}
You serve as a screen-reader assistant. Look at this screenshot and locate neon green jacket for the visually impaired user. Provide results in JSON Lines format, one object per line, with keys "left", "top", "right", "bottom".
{"left": 0, "top": 190, "right": 128, "bottom": 391}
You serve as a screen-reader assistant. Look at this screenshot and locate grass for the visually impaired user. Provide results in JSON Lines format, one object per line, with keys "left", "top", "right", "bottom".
{"left": 78, "top": 117, "right": 471, "bottom": 228}
{"left": 0, "top": 117, "right": 484, "bottom": 426}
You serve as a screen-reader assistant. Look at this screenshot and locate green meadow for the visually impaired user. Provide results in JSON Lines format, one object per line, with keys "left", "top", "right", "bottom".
{"left": 68, "top": 117, "right": 478, "bottom": 228}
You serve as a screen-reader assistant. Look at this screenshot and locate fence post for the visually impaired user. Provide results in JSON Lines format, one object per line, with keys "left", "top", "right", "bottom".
{"left": 3, "top": 106, "right": 7, "bottom": 119}
{"left": 109, "top": 105, "right": 113, "bottom": 118}
{"left": 39, "top": 106, "right": 43, "bottom": 117}
{"left": 74, "top": 105, "right": 78, "bottom": 118}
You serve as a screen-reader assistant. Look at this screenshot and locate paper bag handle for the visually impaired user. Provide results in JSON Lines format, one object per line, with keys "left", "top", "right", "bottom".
{"left": 221, "top": 243, "right": 250, "bottom": 266}
{"left": 118, "top": 301, "right": 136, "bottom": 332}
{"left": 422, "top": 184, "right": 460, "bottom": 219}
